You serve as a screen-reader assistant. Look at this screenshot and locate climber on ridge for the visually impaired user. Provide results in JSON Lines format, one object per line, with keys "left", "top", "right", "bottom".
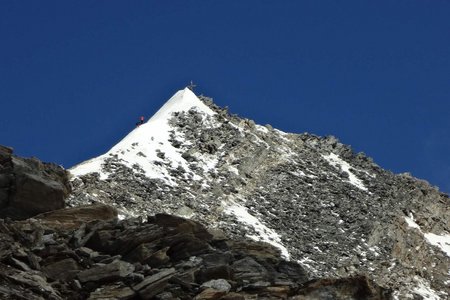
{"left": 136, "top": 116, "right": 144, "bottom": 127}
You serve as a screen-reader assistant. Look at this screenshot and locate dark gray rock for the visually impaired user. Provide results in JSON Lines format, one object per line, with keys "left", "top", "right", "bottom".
{"left": 42, "top": 258, "right": 80, "bottom": 281}
{"left": 88, "top": 284, "right": 136, "bottom": 300}
{"left": 35, "top": 204, "right": 117, "bottom": 230}
{"left": 0, "top": 188, "right": 8, "bottom": 209}
{"left": 77, "top": 260, "right": 135, "bottom": 283}
{"left": 0, "top": 146, "right": 71, "bottom": 220}
{"left": 201, "top": 279, "right": 231, "bottom": 292}
{"left": 9, "top": 257, "right": 32, "bottom": 271}
{"left": 232, "top": 256, "right": 269, "bottom": 282}
{"left": 11, "top": 172, "right": 66, "bottom": 215}
{"left": 0, "top": 145, "right": 13, "bottom": 165}
{"left": 195, "top": 265, "right": 233, "bottom": 283}
{"left": 133, "top": 268, "right": 176, "bottom": 300}
{"left": 0, "top": 174, "right": 12, "bottom": 187}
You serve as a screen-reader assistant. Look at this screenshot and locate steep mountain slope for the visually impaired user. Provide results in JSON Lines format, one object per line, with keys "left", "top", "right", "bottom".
{"left": 0, "top": 145, "right": 389, "bottom": 300}
{"left": 69, "top": 88, "right": 449, "bottom": 299}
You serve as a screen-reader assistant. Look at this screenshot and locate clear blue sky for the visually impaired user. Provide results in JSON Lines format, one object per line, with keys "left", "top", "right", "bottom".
{"left": 1, "top": 1, "right": 449, "bottom": 193}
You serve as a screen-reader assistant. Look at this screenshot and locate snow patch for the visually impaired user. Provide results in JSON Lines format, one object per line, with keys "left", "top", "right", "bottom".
{"left": 404, "top": 214, "right": 450, "bottom": 258}
{"left": 404, "top": 213, "right": 421, "bottom": 229}
{"left": 69, "top": 157, "right": 109, "bottom": 180}
{"left": 255, "top": 125, "right": 269, "bottom": 133}
{"left": 194, "top": 153, "right": 219, "bottom": 174}
{"left": 290, "top": 170, "right": 306, "bottom": 177}
{"left": 322, "top": 153, "right": 368, "bottom": 191}
{"left": 228, "top": 166, "right": 239, "bottom": 175}
{"left": 424, "top": 233, "right": 450, "bottom": 257}
{"left": 225, "top": 202, "right": 290, "bottom": 259}
{"left": 297, "top": 257, "right": 318, "bottom": 273}
{"left": 413, "top": 276, "right": 443, "bottom": 300}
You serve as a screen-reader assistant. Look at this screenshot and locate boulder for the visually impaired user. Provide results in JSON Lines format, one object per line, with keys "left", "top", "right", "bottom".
{"left": 195, "top": 265, "right": 233, "bottom": 283}
{"left": 77, "top": 260, "right": 135, "bottom": 283}
{"left": 201, "top": 279, "right": 232, "bottom": 292}
{"left": 0, "top": 188, "right": 8, "bottom": 209}
{"left": 88, "top": 284, "right": 136, "bottom": 300}
{"left": 35, "top": 204, "right": 117, "bottom": 230}
{"left": 10, "top": 172, "right": 66, "bottom": 216}
{"left": 124, "top": 242, "right": 159, "bottom": 263}
{"left": 150, "top": 213, "right": 213, "bottom": 241}
{"left": 0, "top": 174, "right": 12, "bottom": 187}
{"left": 231, "top": 256, "right": 269, "bottom": 282}
{"left": 42, "top": 258, "right": 80, "bottom": 281}
{"left": 165, "top": 233, "right": 211, "bottom": 261}
{"left": 0, "top": 145, "right": 71, "bottom": 220}
{"left": 133, "top": 268, "right": 176, "bottom": 300}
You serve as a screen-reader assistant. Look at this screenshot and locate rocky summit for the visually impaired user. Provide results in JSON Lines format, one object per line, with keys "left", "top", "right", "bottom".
{"left": 1, "top": 87, "right": 449, "bottom": 299}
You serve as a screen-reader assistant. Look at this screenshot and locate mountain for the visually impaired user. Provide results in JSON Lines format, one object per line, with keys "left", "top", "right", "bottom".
{"left": 69, "top": 87, "right": 449, "bottom": 299}
{"left": 0, "top": 145, "right": 388, "bottom": 299}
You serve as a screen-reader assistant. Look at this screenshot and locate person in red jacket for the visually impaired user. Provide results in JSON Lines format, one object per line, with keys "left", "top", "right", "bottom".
{"left": 136, "top": 116, "right": 144, "bottom": 127}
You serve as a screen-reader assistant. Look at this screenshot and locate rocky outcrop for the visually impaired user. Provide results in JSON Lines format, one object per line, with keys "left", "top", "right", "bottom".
{"left": 35, "top": 203, "right": 117, "bottom": 230}
{"left": 0, "top": 205, "right": 390, "bottom": 299}
{"left": 0, "top": 145, "right": 71, "bottom": 220}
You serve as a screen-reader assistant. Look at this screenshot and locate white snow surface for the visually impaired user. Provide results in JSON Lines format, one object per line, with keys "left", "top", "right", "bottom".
{"left": 69, "top": 157, "right": 109, "bottom": 180}
{"left": 424, "top": 233, "right": 450, "bottom": 258}
{"left": 225, "top": 202, "right": 290, "bottom": 259}
{"left": 404, "top": 214, "right": 421, "bottom": 229}
{"left": 70, "top": 88, "right": 216, "bottom": 184}
{"left": 322, "top": 153, "right": 368, "bottom": 191}
{"left": 404, "top": 214, "right": 450, "bottom": 258}
{"left": 413, "top": 276, "right": 442, "bottom": 300}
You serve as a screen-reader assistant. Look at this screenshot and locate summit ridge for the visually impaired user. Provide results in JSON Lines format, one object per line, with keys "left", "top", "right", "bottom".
{"left": 71, "top": 88, "right": 215, "bottom": 183}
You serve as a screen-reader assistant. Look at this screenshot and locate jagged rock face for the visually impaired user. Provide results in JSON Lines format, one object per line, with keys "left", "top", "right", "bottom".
{"left": 0, "top": 145, "right": 71, "bottom": 219}
{"left": 0, "top": 207, "right": 389, "bottom": 299}
{"left": 69, "top": 88, "right": 450, "bottom": 299}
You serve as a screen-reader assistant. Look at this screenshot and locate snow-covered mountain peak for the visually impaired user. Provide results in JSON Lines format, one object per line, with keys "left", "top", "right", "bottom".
{"left": 148, "top": 87, "right": 215, "bottom": 121}
{"left": 69, "top": 88, "right": 449, "bottom": 299}
{"left": 108, "top": 87, "right": 215, "bottom": 153}
{"left": 70, "top": 87, "right": 216, "bottom": 182}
